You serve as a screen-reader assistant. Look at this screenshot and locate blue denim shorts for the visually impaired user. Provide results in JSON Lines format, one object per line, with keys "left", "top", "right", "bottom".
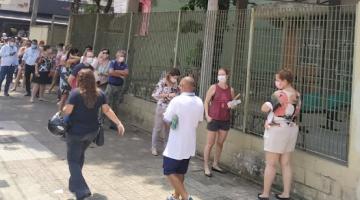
{"left": 163, "top": 156, "right": 190, "bottom": 175}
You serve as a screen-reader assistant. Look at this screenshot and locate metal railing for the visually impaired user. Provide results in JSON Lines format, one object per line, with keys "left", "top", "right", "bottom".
{"left": 68, "top": 4, "right": 355, "bottom": 163}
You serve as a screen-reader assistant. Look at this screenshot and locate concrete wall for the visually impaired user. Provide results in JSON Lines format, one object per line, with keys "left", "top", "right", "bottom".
{"left": 29, "top": 25, "right": 67, "bottom": 46}
{"left": 119, "top": 94, "right": 360, "bottom": 200}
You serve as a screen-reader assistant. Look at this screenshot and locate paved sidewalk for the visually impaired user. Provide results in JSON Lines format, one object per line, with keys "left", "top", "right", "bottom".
{"left": 0, "top": 91, "right": 264, "bottom": 200}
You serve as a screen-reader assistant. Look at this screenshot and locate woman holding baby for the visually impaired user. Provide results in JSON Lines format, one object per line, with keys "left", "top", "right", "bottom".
{"left": 258, "top": 69, "right": 301, "bottom": 200}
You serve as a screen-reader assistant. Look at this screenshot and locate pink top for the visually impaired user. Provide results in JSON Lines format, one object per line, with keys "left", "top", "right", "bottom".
{"left": 209, "top": 84, "right": 232, "bottom": 121}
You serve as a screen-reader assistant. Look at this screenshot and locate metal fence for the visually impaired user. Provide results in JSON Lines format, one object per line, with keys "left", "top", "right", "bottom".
{"left": 68, "top": 4, "right": 355, "bottom": 163}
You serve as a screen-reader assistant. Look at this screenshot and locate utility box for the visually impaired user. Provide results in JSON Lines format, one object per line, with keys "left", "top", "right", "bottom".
{"left": 29, "top": 25, "right": 67, "bottom": 46}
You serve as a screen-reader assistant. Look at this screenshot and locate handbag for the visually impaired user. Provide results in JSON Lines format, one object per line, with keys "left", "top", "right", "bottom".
{"left": 93, "top": 111, "right": 105, "bottom": 146}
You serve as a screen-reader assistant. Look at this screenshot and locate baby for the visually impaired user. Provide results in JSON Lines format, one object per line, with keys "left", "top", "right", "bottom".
{"left": 264, "top": 90, "right": 292, "bottom": 128}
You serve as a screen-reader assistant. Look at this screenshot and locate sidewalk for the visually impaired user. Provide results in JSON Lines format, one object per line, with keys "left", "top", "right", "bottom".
{"left": 0, "top": 91, "right": 264, "bottom": 200}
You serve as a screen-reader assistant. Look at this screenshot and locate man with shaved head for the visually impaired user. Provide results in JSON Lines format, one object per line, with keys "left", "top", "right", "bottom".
{"left": 162, "top": 76, "right": 204, "bottom": 200}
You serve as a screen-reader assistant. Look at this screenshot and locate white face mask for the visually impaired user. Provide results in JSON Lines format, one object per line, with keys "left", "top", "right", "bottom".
{"left": 9, "top": 42, "right": 15, "bottom": 46}
{"left": 86, "top": 58, "right": 94, "bottom": 65}
{"left": 118, "top": 56, "right": 125, "bottom": 63}
{"left": 275, "top": 80, "right": 282, "bottom": 89}
{"left": 170, "top": 77, "right": 177, "bottom": 84}
{"left": 218, "top": 75, "right": 227, "bottom": 83}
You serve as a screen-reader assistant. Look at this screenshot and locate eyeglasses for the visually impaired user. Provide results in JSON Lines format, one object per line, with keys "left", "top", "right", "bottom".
{"left": 102, "top": 51, "right": 109, "bottom": 54}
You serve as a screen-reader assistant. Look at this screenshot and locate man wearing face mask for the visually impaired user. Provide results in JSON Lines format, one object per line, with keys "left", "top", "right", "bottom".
{"left": 105, "top": 50, "right": 129, "bottom": 130}
{"left": 0, "top": 37, "right": 18, "bottom": 96}
{"left": 67, "top": 49, "right": 95, "bottom": 89}
{"left": 22, "top": 39, "right": 40, "bottom": 96}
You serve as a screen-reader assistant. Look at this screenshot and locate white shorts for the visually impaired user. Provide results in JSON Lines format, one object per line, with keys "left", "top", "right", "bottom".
{"left": 263, "top": 124, "right": 299, "bottom": 154}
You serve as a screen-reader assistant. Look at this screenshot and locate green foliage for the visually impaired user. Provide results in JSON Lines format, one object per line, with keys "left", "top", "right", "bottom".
{"left": 186, "top": 40, "right": 203, "bottom": 67}
{"left": 83, "top": 4, "right": 97, "bottom": 14}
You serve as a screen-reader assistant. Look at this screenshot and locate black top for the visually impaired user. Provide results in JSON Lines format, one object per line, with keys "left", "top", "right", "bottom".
{"left": 71, "top": 63, "right": 93, "bottom": 77}
{"left": 67, "top": 89, "right": 107, "bottom": 135}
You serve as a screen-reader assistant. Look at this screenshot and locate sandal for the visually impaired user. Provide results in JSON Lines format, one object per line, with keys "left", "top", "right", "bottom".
{"left": 275, "top": 194, "right": 291, "bottom": 200}
{"left": 212, "top": 166, "right": 226, "bottom": 174}
{"left": 258, "top": 193, "right": 269, "bottom": 200}
{"left": 204, "top": 169, "right": 213, "bottom": 177}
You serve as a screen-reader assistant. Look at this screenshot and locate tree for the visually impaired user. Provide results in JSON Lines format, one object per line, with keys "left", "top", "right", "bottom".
{"left": 93, "top": 0, "right": 113, "bottom": 13}
{"left": 181, "top": 0, "right": 246, "bottom": 11}
{"left": 183, "top": 0, "right": 249, "bottom": 89}
{"left": 71, "top": 0, "right": 113, "bottom": 14}
{"left": 71, "top": 0, "right": 81, "bottom": 14}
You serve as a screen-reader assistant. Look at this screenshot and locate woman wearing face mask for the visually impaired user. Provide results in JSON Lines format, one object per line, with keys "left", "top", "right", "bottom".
{"left": 92, "top": 48, "right": 111, "bottom": 91}
{"left": 203, "top": 68, "right": 235, "bottom": 177}
{"left": 258, "top": 69, "right": 301, "bottom": 200}
{"left": 150, "top": 68, "right": 181, "bottom": 156}
{"left": 30, "top": 45, "right": 53, "bottom": 102}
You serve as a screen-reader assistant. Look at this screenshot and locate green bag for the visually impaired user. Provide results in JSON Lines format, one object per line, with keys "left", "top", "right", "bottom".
{"left": 171, "top": 115, "right": 179, "bottom": 130}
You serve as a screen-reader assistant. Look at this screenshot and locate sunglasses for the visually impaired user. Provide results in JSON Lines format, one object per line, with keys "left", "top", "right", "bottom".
{"left": 102, "top": 51, "right": 109, "bottom": 54}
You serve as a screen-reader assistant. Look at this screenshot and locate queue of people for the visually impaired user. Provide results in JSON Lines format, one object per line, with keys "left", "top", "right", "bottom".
{"left": 0, "top": 36, "right": 301, "bottom": 200}
{"left": 149, "top": 67, "right": 300, "bottom": 200}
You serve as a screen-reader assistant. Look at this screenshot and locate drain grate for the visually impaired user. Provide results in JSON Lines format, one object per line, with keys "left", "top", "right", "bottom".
{"left": 0, "top": 136, "right": 19, "bottom": 144}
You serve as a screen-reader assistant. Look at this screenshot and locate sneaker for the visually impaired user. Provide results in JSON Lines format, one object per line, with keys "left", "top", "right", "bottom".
{"left": 24, "top": 93, "right": 31, "bottom": 97}
{"left": 4, "top": 93, "right": 9, "bottom": 97}
{"left": 188, "top": 196, "right": 194, "bottom": 200}
{"left": 166, "top": 194, "right": 179, "bottom": 200}
{"left": 151, "top": 148, "right": 158, "bottom": 156}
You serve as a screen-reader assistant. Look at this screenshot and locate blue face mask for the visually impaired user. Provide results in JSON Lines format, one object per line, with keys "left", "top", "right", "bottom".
{"left": 31, "top": 44, "right": 37, "bottom": 49}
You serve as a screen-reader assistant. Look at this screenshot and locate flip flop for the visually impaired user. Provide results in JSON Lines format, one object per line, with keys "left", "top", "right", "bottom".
{"left": 212, "top": 166, "right": 226, "bottom": 174}
{"left": 204, "top": 171, "right": 213, "bottom": 177}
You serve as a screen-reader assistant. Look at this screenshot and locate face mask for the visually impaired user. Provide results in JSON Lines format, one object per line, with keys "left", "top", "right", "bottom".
{"left": 218, "top": 75, "right": 227, "bottom": 83}
{"left": 170, "top": 77, "right": 177, "bottom": 84}
{"left": 275, "top": 80, "right": 282, "bottom": 89}
{"left": 86, "top": 58, "right": 94, "bottom": 65}
{"left": 118, "top": 56, "right": 125, "bottom": 63}
{"left": 31, "top": 44, "right": 37, "bottom": 49}
{"left": 9, "top": 42, "right": 14, "bottom": 46}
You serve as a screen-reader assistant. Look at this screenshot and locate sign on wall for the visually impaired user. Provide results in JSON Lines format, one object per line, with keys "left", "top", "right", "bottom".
{"left": 0, "top": 0, "right": 30, "bottom": 13}
{"left": 114, "top": 0, "right": 129, "bottom": 13}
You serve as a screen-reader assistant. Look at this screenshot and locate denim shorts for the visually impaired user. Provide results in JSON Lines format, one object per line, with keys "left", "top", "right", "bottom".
{"left": 163, "top": 156, "right": 190, "bottom": 175}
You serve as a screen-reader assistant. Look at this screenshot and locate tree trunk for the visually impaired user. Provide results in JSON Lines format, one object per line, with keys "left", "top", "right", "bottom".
{"left": 93, "top": 0, "right": 101, "bottom": 13}
{"left": 104, "top": 0, "right": 113, "bottom": 13}
{"left": 71, "top": 0, "right": 81, "bottom": 14}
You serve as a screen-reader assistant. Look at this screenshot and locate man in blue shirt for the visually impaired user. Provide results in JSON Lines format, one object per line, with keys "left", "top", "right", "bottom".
{"left": 22, "top": 39, "right": 40, "bottom": 96}
{"left": 105, "top": 50, "right": 129, "bottom": 129}
{"left": 0, "top": 37, "right": 18, "bottom": 96}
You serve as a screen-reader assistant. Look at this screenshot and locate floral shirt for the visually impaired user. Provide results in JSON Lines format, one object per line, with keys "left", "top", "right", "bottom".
{"left": 152, "top": 78, "right": 179, "bottom": 108}
{"left": 266, "top": 89, "right": 301, "bottom": 126}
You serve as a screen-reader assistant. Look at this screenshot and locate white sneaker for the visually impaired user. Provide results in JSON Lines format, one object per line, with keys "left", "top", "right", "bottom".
{"left": 151, "top": 148, "right": 158, "bottom": 156}
{"left": 166, "top": 194, "right": 179, "bottom": 200}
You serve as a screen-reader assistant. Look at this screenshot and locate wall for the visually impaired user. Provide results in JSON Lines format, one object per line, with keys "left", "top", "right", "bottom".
{"left": 29, "top": 25, "right": 49, "bottom": 43}
{"left": 119, "top": 94, "right": 360, "bottom": 200}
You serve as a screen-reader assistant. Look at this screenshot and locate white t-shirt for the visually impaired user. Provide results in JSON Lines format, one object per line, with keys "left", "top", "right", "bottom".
{"left": 163, "top": 92, "right": 204, "bottom": 160}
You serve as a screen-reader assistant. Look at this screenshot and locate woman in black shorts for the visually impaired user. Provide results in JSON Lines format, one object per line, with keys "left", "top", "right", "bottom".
{"left": 30, "top": 45, "right": 53, "bottom": 102}
{"left": 203, "top": 68, "right": 236, "bottom": 177}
